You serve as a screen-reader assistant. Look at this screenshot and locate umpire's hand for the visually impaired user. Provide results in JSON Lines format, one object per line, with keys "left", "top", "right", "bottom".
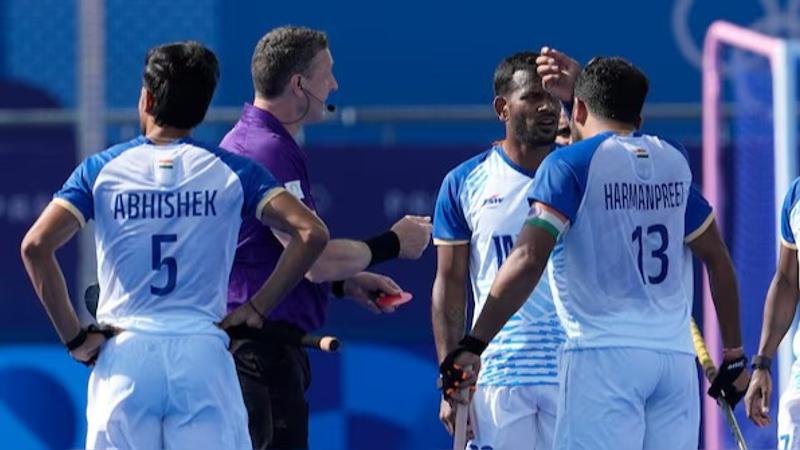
{"left": 220, "top": 302, "right": 264, "bottom": 330}
{"left": 391, "top": 215, "right": 432, "bottom": 260}
{"left": 343, "top": 271, "right": 401, "bottom": 314}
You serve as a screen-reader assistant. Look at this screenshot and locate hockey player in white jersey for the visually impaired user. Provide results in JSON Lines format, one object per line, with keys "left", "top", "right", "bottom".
{"left": 745, "top": 179, "right": 800, "bottom": 449}
{"left": 439, "top": 52, "right": 749, "bottom": 450}
{"left": 432, "top": 51, "right": 565, "bottom": 450}
{"left": 20, "top": 41, "right": 329, "bottom": 450}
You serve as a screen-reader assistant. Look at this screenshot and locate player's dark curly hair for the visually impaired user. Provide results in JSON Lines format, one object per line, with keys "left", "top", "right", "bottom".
{"left": 574, "top": 56, "right": 648, "bottom": 124}
{"left": 142, "top": 41, "right": 219, "bottom": 129}
{"left": 251, "top": 26, "right": 329, "bottom": 99}
{"left": 493, "top": 51, "right": 541, "bottom": 97}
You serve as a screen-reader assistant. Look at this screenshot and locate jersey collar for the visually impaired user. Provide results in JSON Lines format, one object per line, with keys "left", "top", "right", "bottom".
{"left": 493, "top": 141, "right": 551, "bottom": 178}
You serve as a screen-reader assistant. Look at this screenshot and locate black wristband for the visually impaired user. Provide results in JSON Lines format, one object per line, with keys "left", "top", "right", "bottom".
{"left": 752, "top": 355, "right": 772, "bottom": 372}
{"left": 65, "top": 328, "right": 88, "bottom": 352}
{"left": 458, "top": 335, "right": 488, "bottom": 356}
{"left": 331, "top": 280, "right": 345, "bottom": 298}
{"left": 364, "top": 231, "right": 401, "bottom": 267}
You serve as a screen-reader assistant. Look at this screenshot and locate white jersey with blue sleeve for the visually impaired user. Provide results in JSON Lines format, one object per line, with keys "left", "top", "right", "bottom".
{"left": 530, "top": 132, "right": 713, "bottom": 354}
{"left": 777, "top": 178, "right": 800, "bottom": 389}
{"left": 53, "top": 135, "right": 284, "bottom": 336}
{"left": 434, "top": 143, "right": 565, "bottom": 386}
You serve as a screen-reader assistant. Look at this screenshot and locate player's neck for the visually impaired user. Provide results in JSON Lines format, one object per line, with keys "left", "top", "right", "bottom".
{"left": 582, "top": 117, "right": 638, "bottom": 139}
{"left": 501, "top": 138, "right": 553, "bottom": 173}
{"left": 145, "top": 126, "right": 191, "bottom": 145}
{"left": 253, "top": 96, "right": 303, "bottom": 136}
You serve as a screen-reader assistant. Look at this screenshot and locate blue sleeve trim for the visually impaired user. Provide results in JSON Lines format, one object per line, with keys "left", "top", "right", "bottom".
{"left": 781, "top": 178, "right": 800, "bottom": 244}
{"left": 684, "top": 183, "right": 713, "bottom": 238}
{"left": 432, "top": 149, "right": 491, "bottom": 241}
{"left": 53, "top": 136, "right": 146, "bottom": 222}
{"left": 653, "top": 135, "right": 715, "bottom": 238}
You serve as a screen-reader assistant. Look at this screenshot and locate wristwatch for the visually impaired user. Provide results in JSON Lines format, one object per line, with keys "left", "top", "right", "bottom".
{"left": 751, "top": 354, "right": 772, "bottom": 372}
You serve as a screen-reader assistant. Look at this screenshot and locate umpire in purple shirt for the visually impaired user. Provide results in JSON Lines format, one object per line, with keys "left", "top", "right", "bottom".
{"left": 221, "top": 26, "right": 432, "bottom": 449}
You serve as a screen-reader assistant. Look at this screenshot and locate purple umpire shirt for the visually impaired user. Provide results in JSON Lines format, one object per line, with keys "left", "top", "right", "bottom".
{"left": 220, "top": 103, "right": 330, "bottom": 332}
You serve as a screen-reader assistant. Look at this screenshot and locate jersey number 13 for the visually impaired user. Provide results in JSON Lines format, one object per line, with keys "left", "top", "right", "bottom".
{"left": 631, "top": 224, "right": 669, "bottom": 285}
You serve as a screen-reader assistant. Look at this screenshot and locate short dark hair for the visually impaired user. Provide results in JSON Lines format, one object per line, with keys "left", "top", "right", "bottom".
{"left": 251, "top": 26, "right": 329, "bottom": 99}
{"left": 573, "top": 56, "right": 648, "bottom": 124}
{"left": 493, "top": 52, "right": 541, "bottom": 97}
{"left": 142, "top": 41, "right": 219, "bottom": 129}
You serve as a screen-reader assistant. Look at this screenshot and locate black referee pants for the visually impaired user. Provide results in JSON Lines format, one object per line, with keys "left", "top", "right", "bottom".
{"left": 230, "top": 322, "right": 311, "bottom": 450}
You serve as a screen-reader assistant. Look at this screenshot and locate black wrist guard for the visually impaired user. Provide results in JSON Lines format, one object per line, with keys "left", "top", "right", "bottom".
{"left": 331, "top": 280, "right": 345, "bottom": 298}
{"left": 65, "top": 328, "right": 88, "bottom": 352}
{"left": 751, "top": 354, "right": 772, "bottom": 372}
{"left": 364, "top": 231, "right": 400, "bottom": 267}
{"left": 458, "top": 335, "right": 488, "bottom": 356}
{"left": 438, "top": 335, "right": 487, "bottom": 400}
{"left": 708, "top": 354, "right": 748, "bottom": 408}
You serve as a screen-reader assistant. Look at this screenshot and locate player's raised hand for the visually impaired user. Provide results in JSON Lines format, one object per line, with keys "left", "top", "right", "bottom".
{"left": 342, "top": 271, "right": 401, "bottom": 313}
{"left": 744, "top": 369, "right": 772, "bottom": 427}
{"left": 536, "top": 47, "right": 580, "bottom": 103}
{"left": 391, "top": 215, "right": 432, "bottom": 260}
{"left": 69, "top": 331, "right": 107, "bottom": 366}
{"left": 220, "top": 301, "right": 265, "bottom": 330}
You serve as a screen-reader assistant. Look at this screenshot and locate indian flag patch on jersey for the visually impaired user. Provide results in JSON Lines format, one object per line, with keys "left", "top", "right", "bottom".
{"left": 154, "top": 156, "right": 178, "bottom": 187}
{"left": 525, "top": 202, "right": 568, "bottom": 239}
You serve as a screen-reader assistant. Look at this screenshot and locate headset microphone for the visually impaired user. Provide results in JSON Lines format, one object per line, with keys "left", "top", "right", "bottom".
{"left": 301, "top": 84, "right": 336, "bottom": 113}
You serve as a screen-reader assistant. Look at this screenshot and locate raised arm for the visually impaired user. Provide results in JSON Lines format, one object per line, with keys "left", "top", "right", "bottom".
{"left": 272, "top": 215, "right": 432, "bottom": 283}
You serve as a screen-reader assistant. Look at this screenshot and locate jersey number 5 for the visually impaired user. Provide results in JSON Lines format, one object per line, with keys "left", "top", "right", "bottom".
{"left": 151, "top": 234, "right": 177, "bottom": 295}
{"left": 631, "top": 224, "right": 669, "bottom": 284}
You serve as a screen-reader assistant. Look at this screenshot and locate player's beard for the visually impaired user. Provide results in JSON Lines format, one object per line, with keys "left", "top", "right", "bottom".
{"left": 511, "top": 114, "right": 556, "bottom": 148}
